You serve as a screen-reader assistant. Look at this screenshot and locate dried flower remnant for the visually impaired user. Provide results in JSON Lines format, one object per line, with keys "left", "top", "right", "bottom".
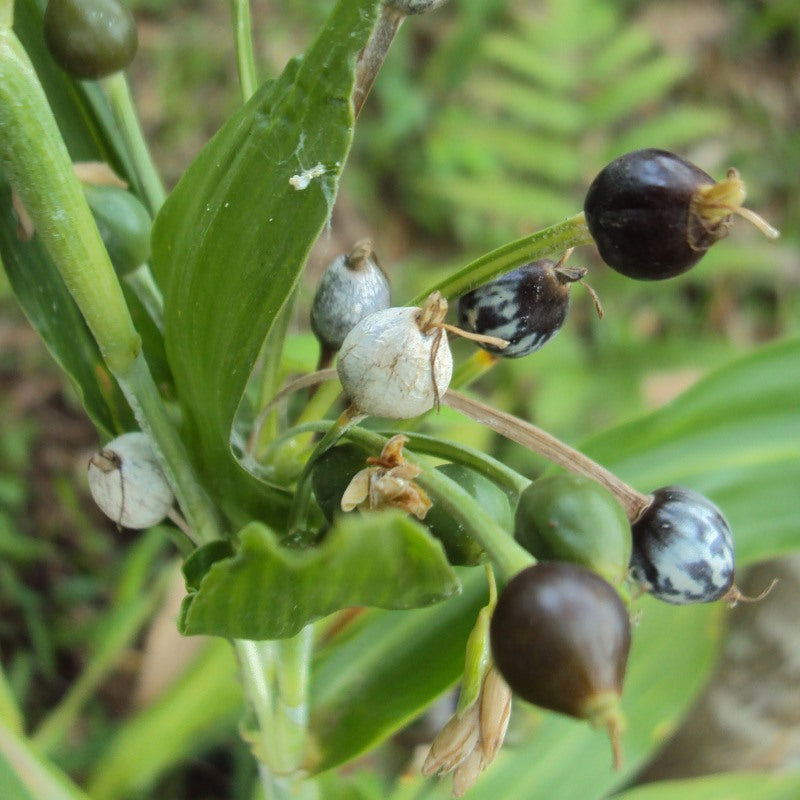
{"left": 340, "top": 434, "right": 431, "bottom": 519}
{"left": 422, "top": 665, "right": 513, "bottom": 797}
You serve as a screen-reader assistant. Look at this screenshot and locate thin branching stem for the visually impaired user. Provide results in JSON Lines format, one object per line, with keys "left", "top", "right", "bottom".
{"left": 444, "top": 390, "right": 651, "bottom": 521}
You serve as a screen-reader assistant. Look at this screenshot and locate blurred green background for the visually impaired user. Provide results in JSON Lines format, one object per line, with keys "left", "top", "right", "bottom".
{"left": 1, "top": 0, "right": 798, "bottom": 797}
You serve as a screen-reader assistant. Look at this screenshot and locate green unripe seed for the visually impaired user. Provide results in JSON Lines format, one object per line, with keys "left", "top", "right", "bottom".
{"left": 514, "top": 473, "right": 632, "bottom": 588}
{"left": 311, "top": 443, "right": 367, "bottom": 523}
{"left": 83, "top": 184, "right": 151, "bottom": 276}
{"left": 425, "top": 463, "right": 512, "bottom": 566}
{"left": 44, "top": 0, "right": 138, "bottom": 80}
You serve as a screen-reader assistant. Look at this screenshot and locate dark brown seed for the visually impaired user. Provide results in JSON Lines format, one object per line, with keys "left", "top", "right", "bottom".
{"left": 583, "top": 149, "right": 730, "bottom": 280}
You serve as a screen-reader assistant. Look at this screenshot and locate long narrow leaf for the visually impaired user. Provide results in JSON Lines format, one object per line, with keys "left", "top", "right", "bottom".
{"left": 151, "top": 0, "right": 382, "bottom": 525}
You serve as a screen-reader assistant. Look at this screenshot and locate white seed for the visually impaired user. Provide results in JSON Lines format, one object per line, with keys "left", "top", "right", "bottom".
{"left": 337, "top": 305, "right": 453, "bottom": 419}
{"left": 87, "top": 432, "right": 174, "bottom": 529}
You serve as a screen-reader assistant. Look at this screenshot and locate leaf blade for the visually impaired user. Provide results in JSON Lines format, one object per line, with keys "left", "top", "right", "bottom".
{"left": 179, "top": 513, "right": 460, "bottom": 640}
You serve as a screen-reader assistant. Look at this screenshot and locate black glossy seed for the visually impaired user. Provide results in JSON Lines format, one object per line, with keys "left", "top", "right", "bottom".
{"left": 584, "top": 149, "right": 730, "bottom": 280}
{"left": 457, "top": 260, "right": 579, "bottom": 358}
{"left": 630, "top": 486, "right": 735, "bottom": 604}
{"left": 490, "top": 563, "right": 630, "bottom": 717}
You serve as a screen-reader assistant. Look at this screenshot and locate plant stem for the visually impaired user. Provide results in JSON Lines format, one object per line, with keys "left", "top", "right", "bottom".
{"left": 230, "top": 0, "right": 258, "bottom": 102}
{"left": 286, "top": 405, "right": 365, "bottom": 537}
{"left": 0, "top": 30, "right": 219, "bottom": 542}
{"left": 0, "top": 0, "right": 12, "bottom": 29}
{"left": 234, "top": 635, "right": 314, "bottom": 799}
{"left": 0, "top": 33, "right": 139, "bottom": 374}
{"left": 118, "top": 354, "right": 220, "bottom": 543}
{"left": 407, "top": 212, "right": 593, "bottom": 305}
{"left": 274, "top": 626, "right": 313, "bottom": 774}
{"left": 354, "top": 4, "right": 405, "bottom": 118}
{"left": 271, "top": 420, "right": 533, "bottom": 581}
{"left": 102, "top": 72, "right": 166, "bottom": 213}
{"left": 444, "top": 389, "right": 651, "bottom": 521}
{"left": 234, "top": 640, "right": 279, "bottom": 764}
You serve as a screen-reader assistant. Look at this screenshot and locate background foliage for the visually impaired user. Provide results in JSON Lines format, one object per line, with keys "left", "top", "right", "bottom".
{"left": 1, "top": 0, "right": 798, "bottom": 798}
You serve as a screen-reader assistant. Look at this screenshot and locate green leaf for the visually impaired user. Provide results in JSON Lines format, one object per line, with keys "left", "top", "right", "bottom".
{"left": 310, "top": 568, "right": 488, "bottom": 773}
{"left": 582, "top": 336, "right": 800, "bottom": 566}
{"left": 182, "top": 540, "right": 234, "bottom": 591}
{"left": 179, "top": 513, "right": 460, "bottom": 640}
{"left": 611, "top": 772, "right": 800, "bottom": 800}
{"left": 0, "top": 180, "right": 133, "bottom": 437}
{"left": 150, "top": 0, "right": 382, "bottom": 526}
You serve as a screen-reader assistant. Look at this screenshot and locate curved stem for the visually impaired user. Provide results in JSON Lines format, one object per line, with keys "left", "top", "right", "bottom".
{"left": 270, "top": 419, "right": 533, "bottom": 582}
{"left": 354, "top": 4, "right": 405, "bottom": 118}
{"left": 230, "top": 0, "right": 258, "bottom": 102}
{"left": 407, "top": 212, "right": 593, "bottom": 306}
{"left": 444, "top": 390, "right": 651, "bottom": 521}
{"left": 286, "top": 405, "right": 366, "bottom": 537}
{"left": 248, "top": 368, "right": 339, "bottom": 456}
{"left": 102, "top": 72, "right": 166, "bottom": 214}
{"left": 264, "top": 421, "right": 529, "bottom": 498}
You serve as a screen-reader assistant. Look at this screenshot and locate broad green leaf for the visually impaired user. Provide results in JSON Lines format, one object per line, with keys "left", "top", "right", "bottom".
{"left": 179, "top": 514, "right": 460, "bottom": 640}
{"left": 150, "top": 0, "right": 382, "bottom": 526}
{"left": 87, "top": 640, "right": 241, "bottom": 800}
{"left": 310, "top": 568, "right": 488, "bottom": 773}
{"left": 582, "top": 336, "right": 800, "bottom": 566}
{"left": 0, "top": 720, "right": 91, "bottom": 800}
{"left": 182, "top": 540, "right": 234, "bottom": 591}
{"left": 611, "top": 772, "right": 800, "bottom": 800}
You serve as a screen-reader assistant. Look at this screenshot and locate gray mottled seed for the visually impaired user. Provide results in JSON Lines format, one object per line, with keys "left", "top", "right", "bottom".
{"left": 630, "top": 486, "right": 735, "bottom": 604}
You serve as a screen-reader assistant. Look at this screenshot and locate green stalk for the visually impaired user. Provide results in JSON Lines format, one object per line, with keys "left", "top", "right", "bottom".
{"left": 102, "top": 72, "right": 167, "bottom": 213}
{"left": 286, "top": 406, "right": 365, "bottom": 536}
{"left": 273, "top": 626, "right": 313, "bottom": 775}
{"left": 1, "top": 32, "right": 139, "bottom": 376}
{"left": 231, "top": 0, "right": 258, "bottom": 102}
{"left": 0, "top": 0, "right": 12, "bottom": 30}
{"left": 264, "top": 420, "right": 530, "bottom": 498}
{"left": 234, "top": 637, "right": 316, "bottom": 800}
{"left": 0, "top": 29, "right": 219, "bottom": 542}
{"left": 234, "top": 640, "right": 279, "bottom": 766}
{"left": 273, "top": 420, "right": 533, "bottom": 581}
{"left": 407, "top": 212, "right": 592, "bottom": 305}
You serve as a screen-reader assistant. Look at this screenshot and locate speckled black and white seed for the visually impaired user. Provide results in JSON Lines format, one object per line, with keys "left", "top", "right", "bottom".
{"left": 456, "top": 260, "right": 577, "bottom": 358}
{"left": 630, "top": 486, "right": 735, "bottom": 604}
